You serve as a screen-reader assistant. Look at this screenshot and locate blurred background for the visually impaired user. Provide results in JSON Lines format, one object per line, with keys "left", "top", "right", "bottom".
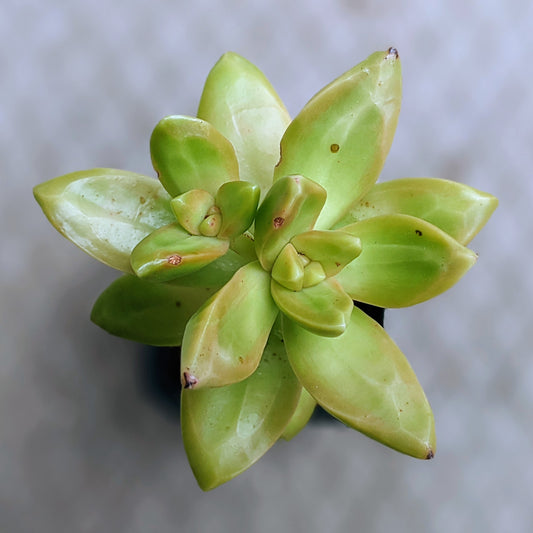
{"left": 0, "top": 1, "right": 528, "bottom": 531}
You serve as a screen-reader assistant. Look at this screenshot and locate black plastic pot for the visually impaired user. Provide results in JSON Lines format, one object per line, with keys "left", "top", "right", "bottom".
{"left": 139, "top": 302, "right": 385, "bottom": 422}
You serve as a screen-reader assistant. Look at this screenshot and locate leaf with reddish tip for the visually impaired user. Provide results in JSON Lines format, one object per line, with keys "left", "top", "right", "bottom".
{"left": 337, "top": 214, "right": 478, "bottom": 307}
{"left": 274, "top": 49, "right": 402, "bottom": 229}
{"left": 334, "top": 177, "right": 499, "bottom": 245}
{"left": 180, "top": 261, "right": 279, "bottom": 389}
{"left": 282, "top": 306, "right": 436, "bottom": 459}
{"left": 181, "top": 326, "right": 300, "bottom": 491}
{"left": 271, "top": 277, "right": 353, "bottom": 337}
{"left": 130, "top": 223, "right": 229, "bottom": 282}
{"left": 197, "top": 52, "right": 291, "bottom": 197}
{"left": 91, "top": 275, "right": 214, "bottom": 346}
{"left": 33, "top": 168, "right": 175, "bottom": 273}
{"left": 150, "top": 115, "right": 239, "bottom": 197}
{"left": 254, "top": 175, "right": 326, "bottom": 271}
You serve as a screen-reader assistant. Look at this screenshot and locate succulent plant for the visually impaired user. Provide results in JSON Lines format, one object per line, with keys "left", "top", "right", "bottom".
{"left": 34, "top": 48, "right": 497, "bottom": 491}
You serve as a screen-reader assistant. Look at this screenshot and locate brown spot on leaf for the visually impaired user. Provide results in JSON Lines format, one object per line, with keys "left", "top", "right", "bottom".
{"left": 415, "top": 229, "right": 423, "bottom": 236}
{"left": 386, "top": 47, "right": 399, "bottom": 60}
{"left": 330, "top": 143, "right": 340, "bottom": 153}
{"left": 273, "top": 217, "right": 285, "bottom": 228}
{"left": 175, "top": 301, "right": 181, "bottom": 307}
{"left": 182, "top": 372, "right": 198, "bottom": 389}
{"left": 335, "top": 262, "right": 341, "bottom": 267}
{"left": 426, "top": 449, "right": 435, "bottom": 460}
{"left": 139, "top": 196, "right": 146, "bottom": 204}
{"left": 168, "top": 254, "right": 182, "bottom": 265}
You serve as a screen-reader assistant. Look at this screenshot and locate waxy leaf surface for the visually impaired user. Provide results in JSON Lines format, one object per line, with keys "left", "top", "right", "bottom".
{"left": 281, "top": 387, "right": 317, "bottom": 441}
{"left": 33, "top": 169, "right": 174, "bottom": 273}
{"left": 291, "top": 230, "right": 362, "bottom": 277}
{"left": 131, "top": 223, "right": 229, "bottom": 282}
{"left": 254, "top": 175, "right": 326, "bottom": 271}
{"left": 180, "top": 261, "right": 279, "bottom": 389}
{"left": 216, "top": 181, "right": 260, "bottom": 239}
{"left": 150, "top": 115, "right": 239, "bottom": 197}
{"left": 335, "top": 177, "right": 499, "bottom": 245}
{"left": 198, "top": 52, "right": 291, "bottom": 197}
{"left": 282, "top": 307, "right": 436, "bottom": 459}
{"left": 337, "top": 214, "right": 477, "bottom": 307}
{"left": 271, "top": 278, "right": 353, "bottom": 337}
{"left": 91, "top": 275, "right": 214, "bottom": 346}
{"left": 182, "top": 327, "right": 300, "bottom": 491}
{"left": 274, "top": 49, "right": 402, "bottom": 229}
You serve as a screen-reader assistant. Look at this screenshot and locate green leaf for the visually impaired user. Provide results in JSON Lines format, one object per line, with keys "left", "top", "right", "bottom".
{"left": 33, "top": 168, "right": 175, "bottom": 273}
{"left": 216, "top": 181, "right": 261, "bottom": 239}
{"left": 274, "top": 49, "right": 402, "bottom": 230}
{"left": 150, "top": 115, "right": 239, "bottom": 197}
{"left": 197, "top": 52, "right": 291, "bottom": 197}
{"left": 91, "top": 275, "right": 214, "bottom": 346}
{"left": 169, "top": 248, "right": 250, "bottom": 289}
{"left": 254, "top": 175, "right": 326, "bottom": 271}
{"left": 290, "top": 230, "right": 362, "bottom": 277}
{"left": 182, "top": 327, "right": 300, "bottom": 491}
{"left": 271, "top": 278, "right": 353, "bottom": 337}
{"left": 170, "top": 189, "right": 215, "bottom": 235}
{"left": 180, "top": 261, "right": 279, "bottom": 389}
{"left": 334, "top": 177, "right": 499, "bottom": 245}
{"left": 337, "top": 214, "right": 477, "bottom": 307}
{"left": 281, "top": 388, "right": 317, "bottom": 441}
{"left": 282, "top": 306, "right": 436, "bottom": 459}
{"left": 130, "top": 223, "right": 229, "bottom": 282}
{"left": 271, "top": 243, "right": 304, "bottom": 292}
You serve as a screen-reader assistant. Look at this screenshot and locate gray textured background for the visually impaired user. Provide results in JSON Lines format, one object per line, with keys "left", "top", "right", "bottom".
{"left": 1, "top": 1, "right": 529, "bottom": 532}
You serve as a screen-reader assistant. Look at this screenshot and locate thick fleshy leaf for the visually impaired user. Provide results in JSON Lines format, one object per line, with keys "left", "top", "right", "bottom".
{"left": 170, "top": 189, "right": 215, "bottom": 235}
{"left": 271, "top": 278, "right": 353, "bottom": 337}
{"left": 215, "top": 181, "right": 260, "bottom": 239}
{"left": 255, "top": 175, "right": 326, "bottom": 271}
{"left": 291, "top": 230, "right": 362, "bottom": 277}
{"left": 33, "top": 168, "right": 174, "bottom": 272}
{"left": 337, "top": 214, "right": 477, "bottom": 307}
{"left": 281, "top": 388, "right": 317, "bottom": 441}
{"left": 169, "top": 248, "right": 250, "bottom": 289}
{"left": 180, "top": 261, "right": 279, "bottom": 389}
{"left": 197, "top": 52, "right": 291, "bottom": 196}
{"left": 131, "top": 223, "right": 229, "bottom": 282}
{"left": 282, "top": 307, "right": 436, "bottom": 459}
{"left": 91, "top": 275, "right": 214, "bottom": 346}
{"left": 334, "top": 177, "right": 499, "bottom": 245}
{"left": 274, "top": 49, "right": 402, "bottom": 230}
{"left": 150, "top": 115, "right": 239, "bottom": 197}
{"left": 181, "top": 327, "right": 300, "bottom": 491}
{"left": 271, "top": 243, "right": 304, "bottom": 291}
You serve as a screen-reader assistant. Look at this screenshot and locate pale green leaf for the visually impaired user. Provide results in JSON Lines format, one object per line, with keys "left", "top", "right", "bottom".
{"left": 181, "top": 327, "right": 300, "bottom": 490}
{"left": 180, "top": 261, "right": 279, "bottom": 389}
{"left": 91, "top": 275, "right": 214, "bottom": 346}
{"left": 337, "top": 214, "right": 477, "bottom": 307}
{"left": 281, "top": 388, "right": 317, "bottom": 441}
{"left": 254, "top": 175, "right": 326, "bottom": 271}
{"left": 335, "top": 177, "right": 499, "bottom": 245}
{"left": 274, "top": 49, "right": 402, "bottom": 229}
{"left": 130, "top": 223, "right": 229, "bottom": 282}
{"left": 271, "top": 278, "right": 353, "bottom": 337}
{"left": 150, "top": 115, "right": 239, "bottom": 197}
{"left": 33, "top": 169, "right": 174, "bottom": 273}
{"left": 282, "top": 307, "right": 436, "bottom": 459}
{"left": 197, "top": 52, "right": 291, "bottom": 197}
